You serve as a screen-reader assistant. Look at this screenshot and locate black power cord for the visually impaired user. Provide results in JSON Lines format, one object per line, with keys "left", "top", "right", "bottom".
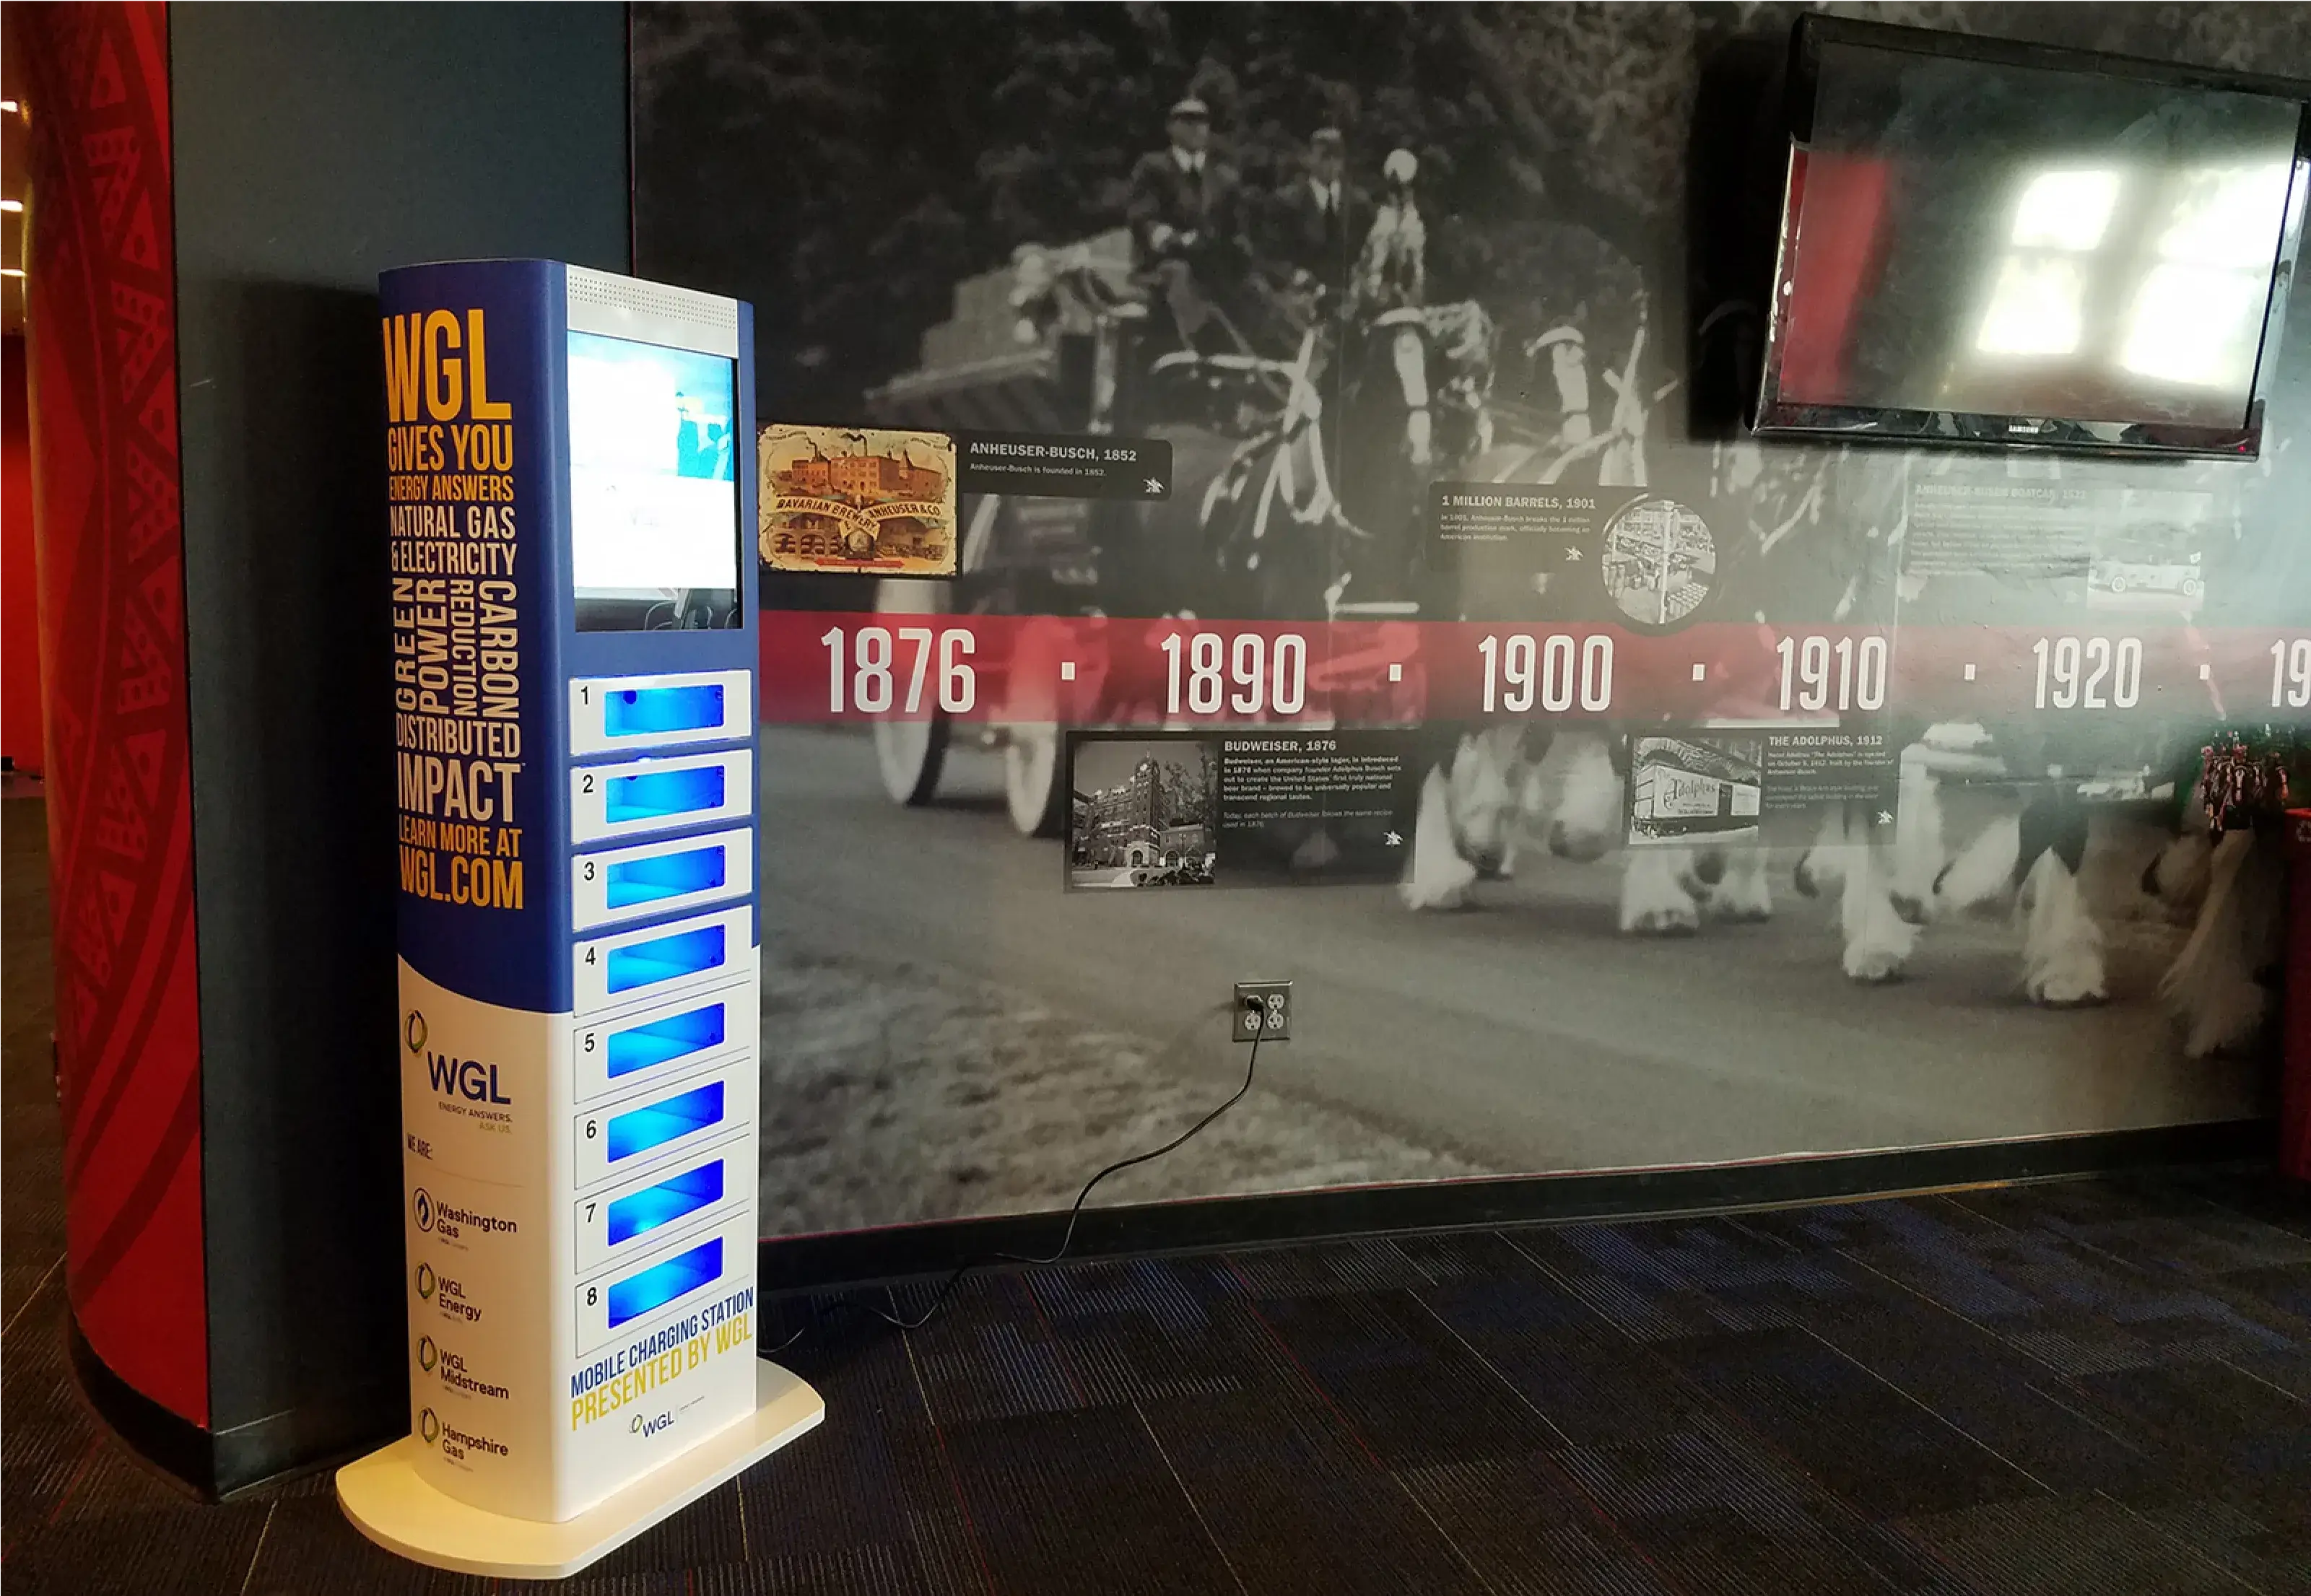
{"left": 763, "top": 1000, "right": 1264, "bottom": 1353}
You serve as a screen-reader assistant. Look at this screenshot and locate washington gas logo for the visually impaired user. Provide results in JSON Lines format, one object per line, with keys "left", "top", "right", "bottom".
{"left": 406, "top": 1011, "right": 427, "bottom": 1052}
{"left": 419, "top": 1408, "right": 441, "bottom": 1445}
{"left": 413, "top": 1188, "right": 435, "bottom": 1231}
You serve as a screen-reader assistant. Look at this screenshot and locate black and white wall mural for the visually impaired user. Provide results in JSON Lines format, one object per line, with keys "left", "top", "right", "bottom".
{"left": 634, "top": 3, "right": 2311, "bottom": 1237}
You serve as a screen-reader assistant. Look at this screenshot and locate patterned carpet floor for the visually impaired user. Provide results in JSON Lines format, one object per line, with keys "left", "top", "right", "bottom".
{"left": 6, "top": 800, "right": 2310, "bottom": 1595}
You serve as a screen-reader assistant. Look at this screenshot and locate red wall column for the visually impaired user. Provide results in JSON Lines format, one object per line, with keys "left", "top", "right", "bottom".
{"left": 3, "top": 336, "right": 40, "bottom": 775}
{"left": 22, "top": 0, "right": 208, "bottom": 1429}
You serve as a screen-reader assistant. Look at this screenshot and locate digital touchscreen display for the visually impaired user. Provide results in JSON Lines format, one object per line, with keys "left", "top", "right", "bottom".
{"left": 567, "top": 329, "right": 741, "bottom": 630}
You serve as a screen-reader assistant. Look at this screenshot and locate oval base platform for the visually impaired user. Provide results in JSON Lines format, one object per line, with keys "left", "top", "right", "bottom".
{"left": 335, "top": 1360, "right": 824, "bottom": 1579}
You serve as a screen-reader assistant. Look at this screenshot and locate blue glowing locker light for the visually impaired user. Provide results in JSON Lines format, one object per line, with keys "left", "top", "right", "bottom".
{"left": 604, "top": 1002, "right": 726, "bottom": 1079}
{"left": 605, "top": 685, "right": 724, "bottom": 739}
{"left": 605, "top": 1081, "right": 726, "bottom": 1163}
{"left": 606, "top": 1237, "right": 723, "bottom": 1329}
{"left": 605, "top": 924, "right": 725, "bottom": 994}
{"left": 604, "top": 764, "right": 726, "bottom": 825}
{"left": 605, "top": 844, "right": 727, "bottom": 910}
{"left": 606, "top": 1159, "right": 726, "bottom": 1246}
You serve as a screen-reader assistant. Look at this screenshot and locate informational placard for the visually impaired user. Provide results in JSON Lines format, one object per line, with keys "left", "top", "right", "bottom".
{"left": 1624, "top": 726, "right": 1898, "bottom": 847}
{"left": 954, "top": 429, "right": 1172, "bottom": 500}
{"left": 1906, "top": 479, "right": 2216, "bottom": 616}
{"left": 1064, "top": 729, "right": 1421, "bottom": 888}
{"left": 1432, "top": 482, "right": 1731, "bottom": 632}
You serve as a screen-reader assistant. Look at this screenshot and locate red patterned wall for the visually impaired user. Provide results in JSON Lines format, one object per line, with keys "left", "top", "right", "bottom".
{"left": 23, "top": 1, "right": 208, "bottom": 1429}
{"left": 2, "top": 337, "right": 40, "bottom": 775}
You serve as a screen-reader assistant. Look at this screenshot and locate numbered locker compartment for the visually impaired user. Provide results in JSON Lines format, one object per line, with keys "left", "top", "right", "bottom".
{"left": 570, "top": 746, "right": 753, "bottom": 847}
{"left": 573, "top": 905, "right": 752, "bottom": 1019}
{"left": 573, "top": 1058, "right": 756, "bottom": 1190}
{"left": 574, "top": 1203, "right": 754, "bottom": 1357}
{"left": 567, "top": 670, "right": 753, "bottom": 758}
{"left": 572, "top": 826, "right": 751, "bottom": 933}
{"left": 573, "top": 976, "right": 754, "bottom": 1104}
{"left": 573, "top": 1130, "right": 747, "bottom": 1273}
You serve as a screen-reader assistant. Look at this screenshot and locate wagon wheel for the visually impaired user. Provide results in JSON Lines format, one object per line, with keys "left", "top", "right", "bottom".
{"left": 1001, "top": 616, "right": 1071, "bottom": 837}
{"left": 871, "top": 578, "right": 950, "bottom": 806}
{"left": 1006, "top": 726, "right": 1065, "bottom": 837}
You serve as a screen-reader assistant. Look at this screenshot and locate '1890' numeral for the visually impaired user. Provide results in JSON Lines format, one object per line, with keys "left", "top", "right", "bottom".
{"left": 1160, "top": 632, "right": 1306, "bottom": 716}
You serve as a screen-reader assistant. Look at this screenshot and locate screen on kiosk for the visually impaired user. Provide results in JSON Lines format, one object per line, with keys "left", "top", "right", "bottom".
{"left": 567, "top": 329, "right": 740, "bottom": 630}
{"left": 1780, "top": 40, "right": 2301, "bottom": 430}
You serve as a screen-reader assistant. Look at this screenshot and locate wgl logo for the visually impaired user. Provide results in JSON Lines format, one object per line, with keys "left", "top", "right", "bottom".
{"left": 630, "top": 1411, "right": 676, "bottom": 1439}
{"left": 426, "top": 1050, "right": 513, "bottom": 1104}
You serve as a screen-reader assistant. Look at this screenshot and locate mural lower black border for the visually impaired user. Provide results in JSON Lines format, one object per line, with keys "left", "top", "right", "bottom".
{"left": 758, "top": 1119, "right": 2273, "bottom": 1294}
{"left": 69, "top": 1315, "right": 401, "bottom": 1500}
{"left": 68, "top": 1314, "right": 217, "bottom": 1499}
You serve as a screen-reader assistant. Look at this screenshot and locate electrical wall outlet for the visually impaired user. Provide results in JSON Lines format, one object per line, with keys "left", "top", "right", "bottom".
{"left": 1233, "top": 981, "right": 1291, "bottom": 1042}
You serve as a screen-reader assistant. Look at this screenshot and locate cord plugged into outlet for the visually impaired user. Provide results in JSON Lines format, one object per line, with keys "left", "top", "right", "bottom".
{"left": 764, "top": 997, "right": 1268, "bottom": 1352}
{"left": 1234, "top": 981, "right": 1291, "bottom": 1042}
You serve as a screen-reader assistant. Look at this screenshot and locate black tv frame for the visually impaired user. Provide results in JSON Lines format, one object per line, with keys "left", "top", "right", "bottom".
{"left": 1752, "top": 16, "right": 2311, "bottom": 461}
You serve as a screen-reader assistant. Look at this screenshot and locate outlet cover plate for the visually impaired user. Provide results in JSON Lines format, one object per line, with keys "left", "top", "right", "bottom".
{"left": 1233, "top": 981, "right": 1291, "bottom": 1042}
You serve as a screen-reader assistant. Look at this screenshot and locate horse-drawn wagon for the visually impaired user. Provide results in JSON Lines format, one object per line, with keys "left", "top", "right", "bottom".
{"left": 840, "top": 228, "right": 1373, "bottom": 836}
{"left": 823, "top": 220, "right": 1694, "bottom": 850}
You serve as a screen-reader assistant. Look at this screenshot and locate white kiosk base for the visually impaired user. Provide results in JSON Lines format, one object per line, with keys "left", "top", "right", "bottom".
{"left": 336, "top": 1362, "right": 824, "bottom": 1580}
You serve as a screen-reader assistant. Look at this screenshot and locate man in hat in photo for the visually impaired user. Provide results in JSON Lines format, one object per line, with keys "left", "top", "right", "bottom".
{"left": 1269, "top": 126, "right": 1366, "bottom": 305}
{"left": 1127, "top": 95, "right": 1248, "bottom": 352}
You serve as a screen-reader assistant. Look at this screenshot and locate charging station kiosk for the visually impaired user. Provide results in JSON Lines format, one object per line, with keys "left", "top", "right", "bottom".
{"left": 337, "top": 261, "right": 821, "bottom": 1578}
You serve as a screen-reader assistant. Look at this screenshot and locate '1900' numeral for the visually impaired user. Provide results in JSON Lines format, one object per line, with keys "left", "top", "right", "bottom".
{"left": 1477, "top": 634, "right": 1614, "bottom": 713}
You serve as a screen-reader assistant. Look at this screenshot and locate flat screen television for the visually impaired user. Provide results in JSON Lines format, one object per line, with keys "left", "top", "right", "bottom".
{"left": 1754, "top": 17, "right": 2310, "bottom": 458}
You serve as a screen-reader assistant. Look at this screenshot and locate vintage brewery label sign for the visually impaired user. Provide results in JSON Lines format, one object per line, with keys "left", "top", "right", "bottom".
{"left": 760, "top": 423, "right": 958, "bottom": 575}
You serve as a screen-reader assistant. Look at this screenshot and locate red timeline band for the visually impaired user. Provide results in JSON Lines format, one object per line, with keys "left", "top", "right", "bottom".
{"left": 766, "top": 612, "right": 2311, "bottom": 728}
